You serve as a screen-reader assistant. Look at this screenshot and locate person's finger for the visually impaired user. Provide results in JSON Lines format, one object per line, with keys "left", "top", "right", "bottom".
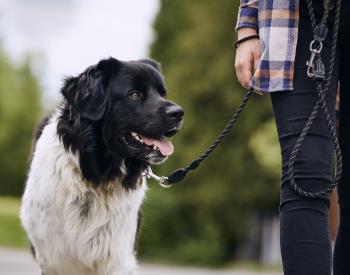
{"left": 253, "top": 55, "right": 260, "bottom": 72}
{"left": 235, "top": 60, "right": 244, "bottom": 86}
{"left": 240, "top": 57, "right": 253, "bottom": 88}
{"left": 253, "top": 48, "right": 261, "bottom": 71}
{"left": 241, "top": 66, "right": 252, "bottom": 88}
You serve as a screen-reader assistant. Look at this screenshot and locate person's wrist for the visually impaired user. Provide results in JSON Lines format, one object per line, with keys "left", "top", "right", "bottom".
{"left": 234, "top": 34, "right": 259, "bottom": 49}
{"left": 237, "top": 28, "right": 258, "bottom": 40}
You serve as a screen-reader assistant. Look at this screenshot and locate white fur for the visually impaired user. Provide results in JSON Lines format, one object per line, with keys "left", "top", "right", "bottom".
{"left": 20, "top": 112, "right": 147, "bottom": 275}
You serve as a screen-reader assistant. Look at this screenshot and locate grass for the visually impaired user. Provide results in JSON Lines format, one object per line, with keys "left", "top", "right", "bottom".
{"left": 0, "top": 197, "right": 282, "bottom": 272}
{"left": 0, "top": 196, "right": 28, "bottom": 247}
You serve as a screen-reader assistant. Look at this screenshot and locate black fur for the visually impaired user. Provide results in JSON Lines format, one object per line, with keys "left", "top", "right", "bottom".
{"left": 79, "top": 191, "right": 93, "bottom": 219}
{"left": 35, "top": 116, "right": 51, "bottom": 142}
{"left": 56, "top": 57, "right": 183, "bottom": 189}
{"left": 29, "top": 242, "right": 36, "bottom": 259}
{"left": 30, "top": 242, "right": 46, "bottom": 275}
{"left": 29, "top": 115, "right": 51, "bottom": 165}
{"left": 138, "top": 59, "right": 161, "bottom": 71}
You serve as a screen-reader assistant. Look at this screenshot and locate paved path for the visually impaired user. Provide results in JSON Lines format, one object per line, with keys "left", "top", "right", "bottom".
{"left": 0, "top": 247, "right": 282, "bottom": 275}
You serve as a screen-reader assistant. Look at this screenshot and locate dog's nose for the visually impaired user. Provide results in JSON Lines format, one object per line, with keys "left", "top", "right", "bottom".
{"left": 165, "top": 105, "right": 184, "bottom": 122}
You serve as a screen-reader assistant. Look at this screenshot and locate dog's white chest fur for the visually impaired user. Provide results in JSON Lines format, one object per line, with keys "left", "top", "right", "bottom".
{"left": 20, "top": 115, "right": 147, "bottom": 275}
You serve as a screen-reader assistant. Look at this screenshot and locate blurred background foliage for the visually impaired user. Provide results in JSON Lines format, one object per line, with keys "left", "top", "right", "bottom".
{"left": 0, "top": 0, "right": 281, "bottom": 268}
{"left": 0, "top": 48, "right": 42, "bottom": 196}
{"left": 138, "top": 0, "right": 280, "bottom": 266}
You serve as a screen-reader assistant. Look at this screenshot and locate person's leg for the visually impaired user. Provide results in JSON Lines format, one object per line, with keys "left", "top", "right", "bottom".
{"left": 270, "top": 3, "right": 338, "bottom": 275}
{"left": 333, "top": 2, "right": 350, "bottom": 273}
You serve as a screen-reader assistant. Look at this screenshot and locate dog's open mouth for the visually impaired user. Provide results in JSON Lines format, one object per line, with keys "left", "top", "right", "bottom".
{"left": 121, "top": 131, "right": 175, "bottom": 163}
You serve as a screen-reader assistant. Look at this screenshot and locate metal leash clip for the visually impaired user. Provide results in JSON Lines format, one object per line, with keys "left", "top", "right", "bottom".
{"left": 144, "top": 166, "right": 172, "bottom": 188}
{"left": 306, "top": 39, "right": 325, "bottom": 79}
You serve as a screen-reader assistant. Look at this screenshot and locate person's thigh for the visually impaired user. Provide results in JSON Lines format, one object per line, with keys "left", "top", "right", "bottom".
{"left": 270, "top": 16, "right": 338, "bottom": 208}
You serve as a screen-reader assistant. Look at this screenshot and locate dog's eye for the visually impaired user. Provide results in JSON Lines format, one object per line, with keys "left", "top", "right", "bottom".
{"left": 128, "top": 90, "right": 143, "bottom": 100}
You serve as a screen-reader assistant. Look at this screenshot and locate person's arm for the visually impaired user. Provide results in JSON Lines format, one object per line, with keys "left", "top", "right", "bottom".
{"left": 235, "top": 0, "right": 261, "bottom": 89}
{"left": 236, "top": 0, "right": 258, "bottom": 31}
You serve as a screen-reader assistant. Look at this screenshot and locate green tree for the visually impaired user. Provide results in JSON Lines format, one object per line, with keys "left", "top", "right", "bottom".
{"left": 0, "top": 50, "right": 42, "bottom": 196}
{"left": 139, "top": 0, "right": 281, "bottom": 265}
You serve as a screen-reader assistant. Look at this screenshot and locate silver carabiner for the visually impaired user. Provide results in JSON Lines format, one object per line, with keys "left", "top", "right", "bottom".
{"left": 309, "top": 39, "right": 323, "bottom": 54}
{"left": 146, "top": 167, "right": 172, "bottom": 188}
{"left": 307, "top": 40, "right": 324, "bottom": 78}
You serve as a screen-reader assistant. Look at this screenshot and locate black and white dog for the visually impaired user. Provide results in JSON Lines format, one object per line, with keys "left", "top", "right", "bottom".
{"left": 20, "top": 58, "right": 183, "bottom": 275}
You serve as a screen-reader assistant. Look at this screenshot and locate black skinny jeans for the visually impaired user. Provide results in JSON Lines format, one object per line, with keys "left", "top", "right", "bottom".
{"left": 270, "top": 1, "right": 350, "bottom": 274}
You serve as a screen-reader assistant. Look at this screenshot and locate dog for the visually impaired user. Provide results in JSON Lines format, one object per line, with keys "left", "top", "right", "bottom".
{"left": 20, "top": 57, "right": 183, "bottom": 275}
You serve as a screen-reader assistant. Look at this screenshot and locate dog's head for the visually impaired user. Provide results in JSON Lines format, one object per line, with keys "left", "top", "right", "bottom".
{"left": 58, "top": 58, "right": 183, "bottom": 185}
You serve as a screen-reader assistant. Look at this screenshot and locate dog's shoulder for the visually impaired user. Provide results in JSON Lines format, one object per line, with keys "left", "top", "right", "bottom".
{"left": 34, "top": 115, "right": 51, "bottom": 143}
{"left": 29, "top": 113, "right": 53, "bottom": 164}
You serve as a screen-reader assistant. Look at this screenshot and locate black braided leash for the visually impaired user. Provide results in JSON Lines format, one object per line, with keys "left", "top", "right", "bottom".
{"left": 147, "top": 0, "right": 342, "bottom": 195}
{"left": 287, "top": 0, "right": 342, "bottom": 199}
{"left": 165, "top": 89, "right": 254, "bottom": 184}
{"left": 146, "top": 89, "right": 255, "bottom": 187}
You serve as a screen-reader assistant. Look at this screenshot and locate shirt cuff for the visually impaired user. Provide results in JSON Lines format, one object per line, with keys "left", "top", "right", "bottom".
{"left": 235, "top": 2, "right": 259, "bottom": 31}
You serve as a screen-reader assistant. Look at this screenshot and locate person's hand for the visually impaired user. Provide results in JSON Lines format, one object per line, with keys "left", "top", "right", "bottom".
{"left": 235, "top": 28, "right": 261, "bottom": 89}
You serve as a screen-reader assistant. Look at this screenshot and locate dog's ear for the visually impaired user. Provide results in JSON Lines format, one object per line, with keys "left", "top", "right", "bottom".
{"left": 139, "top": 58, "right": 161, "bottom": 72}
{"left": 61, "top": 64, "right": 111, "bottom": 121}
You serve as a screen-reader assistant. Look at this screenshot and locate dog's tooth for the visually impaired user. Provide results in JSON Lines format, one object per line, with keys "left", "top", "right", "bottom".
{"left": 131, "top": 132, "right": 137, "bottom": 137}
{"left": 139, "top": 139, "right": 144, "bottom": 143}
{"left": 153, "top": 145, "right": 157, "bottom": 150}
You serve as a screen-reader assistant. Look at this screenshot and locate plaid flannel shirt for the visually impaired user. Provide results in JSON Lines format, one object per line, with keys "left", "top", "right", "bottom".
{"left": 236, "top": 0, "right": 300, "bottom": 93}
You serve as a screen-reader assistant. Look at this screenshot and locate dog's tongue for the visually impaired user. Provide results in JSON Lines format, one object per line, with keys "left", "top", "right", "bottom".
{"left": 140, "top": 135, "right": 174, "bottom": 156}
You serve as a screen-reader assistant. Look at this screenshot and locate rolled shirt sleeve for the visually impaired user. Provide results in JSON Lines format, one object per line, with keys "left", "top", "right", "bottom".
{"left": 235, "top": 0, "right": 259, "bottom": 31}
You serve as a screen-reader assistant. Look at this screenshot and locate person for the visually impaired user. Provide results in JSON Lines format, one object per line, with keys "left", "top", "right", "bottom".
{"left": 235, "top": 0, "right": 350, "bottom": 274}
